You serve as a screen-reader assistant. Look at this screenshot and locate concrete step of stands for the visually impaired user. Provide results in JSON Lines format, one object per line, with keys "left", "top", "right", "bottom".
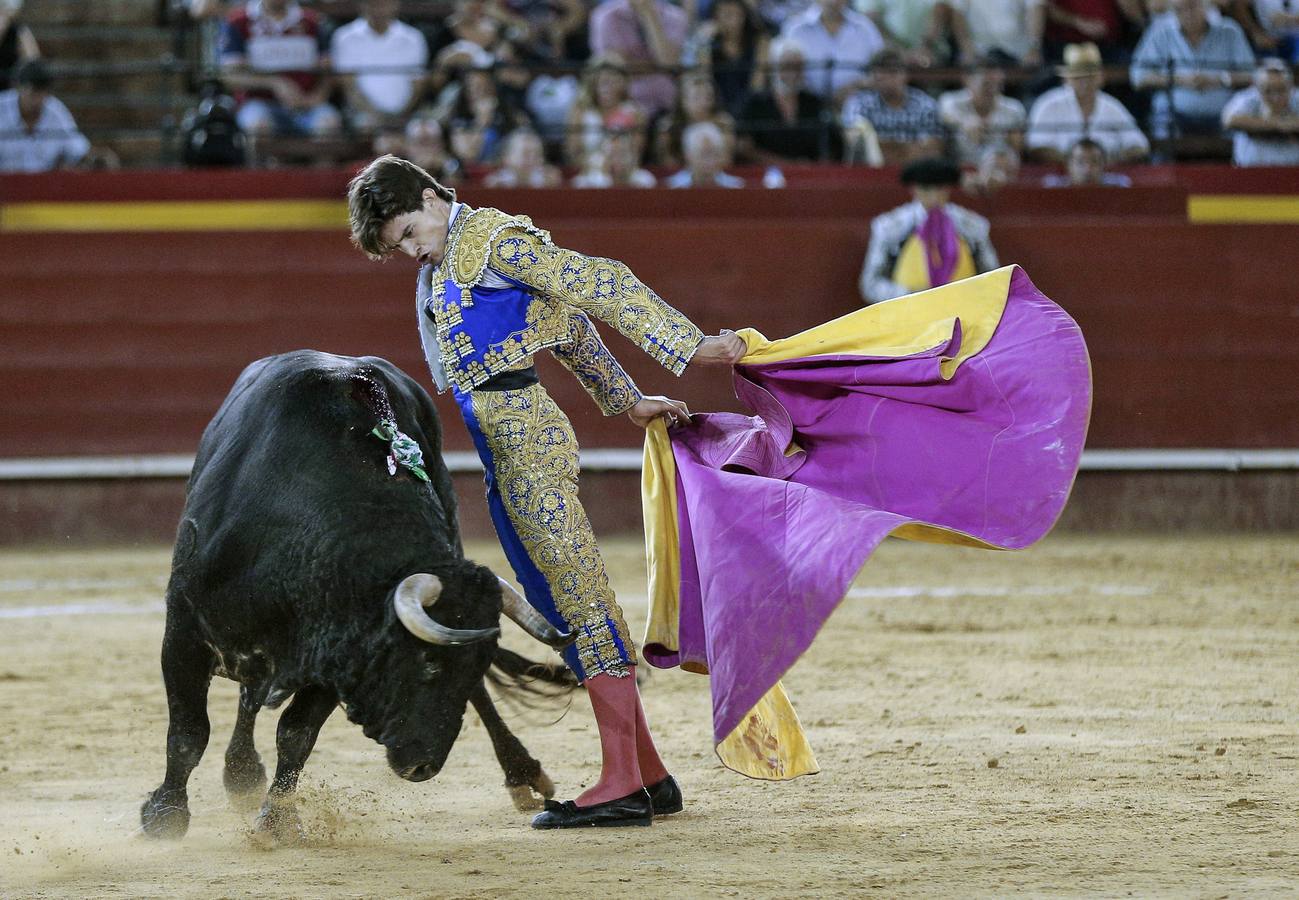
{"left": 69, "top": 95, "right": 188, "bottom": 132}
{"left": 37, "top": 26, "right": 175, "bottom": 63}
{"left": 29, "top": 16, "right": 187, "bottom": 153}
{"left": 95, "top": 130, "right": 172, "bottom": 168}
{"left": 23, "top": 0, "right": 158, "bottom": 27}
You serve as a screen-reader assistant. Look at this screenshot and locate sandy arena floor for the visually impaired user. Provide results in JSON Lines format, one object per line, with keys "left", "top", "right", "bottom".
{"left": 0, "top": 534, "right": 1296, "bottom": 898}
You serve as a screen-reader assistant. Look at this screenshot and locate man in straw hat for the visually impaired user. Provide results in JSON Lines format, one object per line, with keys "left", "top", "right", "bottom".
{"left": 1027, "top": 41, "right": 1149, "bottom": 162}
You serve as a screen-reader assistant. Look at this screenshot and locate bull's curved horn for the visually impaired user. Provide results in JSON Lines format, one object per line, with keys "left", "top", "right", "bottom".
{"left": 394, "top": 574, "right": 499, "bottom": 646}
{"left": 498, "top": 577, "right": 577, "bottom": 650}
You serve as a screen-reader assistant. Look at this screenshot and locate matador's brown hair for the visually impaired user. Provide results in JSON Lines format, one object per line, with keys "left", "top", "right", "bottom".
{"left": 347, "top": 155, "right": 455, "bottom": 259}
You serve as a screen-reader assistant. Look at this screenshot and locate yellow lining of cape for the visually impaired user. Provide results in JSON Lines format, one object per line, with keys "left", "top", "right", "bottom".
{"left": 641, "top": 268, "right": 1017, "bottom": 779}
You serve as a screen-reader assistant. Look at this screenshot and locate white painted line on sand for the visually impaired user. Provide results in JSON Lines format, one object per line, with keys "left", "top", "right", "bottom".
{"left": 847, "top": 584, "right": 1153, "bottom": 599}
{"left": 0, "top": 600, "right": 166, "bottom": 619}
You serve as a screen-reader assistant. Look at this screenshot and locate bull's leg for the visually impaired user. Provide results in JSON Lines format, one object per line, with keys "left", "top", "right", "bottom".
{"left": 252, "top": 685, "right": 337, "bottom": 844}
{"left": 223, "top": 686, "right": 267, "bottom": 811}
{"left": 470, "top": 683, "right": 555, "bottom": 811}
{"left": 140, "top": 630, "right": 214, "bottom": 839}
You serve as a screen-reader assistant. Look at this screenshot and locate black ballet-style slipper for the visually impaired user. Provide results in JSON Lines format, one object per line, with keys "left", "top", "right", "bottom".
{"left": 646, "top": 775, "right": 684, "bottom": 816}
{"left": 530, "top": 787, "right": 653, "bottom": 829}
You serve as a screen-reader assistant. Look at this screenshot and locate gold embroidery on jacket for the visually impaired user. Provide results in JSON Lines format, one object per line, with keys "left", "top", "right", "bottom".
{"left": 471, "top": 385, "right": 634, "bottom": 677}
{"left": 550, "top": 311, "right": 643, "bottom": 416}
{"left": 447, "top": 207, "right": 551, "bottom": 290}
{"left": 430, "top": 206, "right": 703, "bottom": 400}
{"left": 487, "top": 226, "right": 704, "bottom": 376}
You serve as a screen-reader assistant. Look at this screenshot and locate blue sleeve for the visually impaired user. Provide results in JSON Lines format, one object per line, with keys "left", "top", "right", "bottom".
{"left": 1129, "top": 25, "right": 1163, "bottom": 84}
{"left": 1228, "top": 24, "right": 1256, "bottom": 71}
{"left": 218, "top": 18, "right": 245, "bottom": 61}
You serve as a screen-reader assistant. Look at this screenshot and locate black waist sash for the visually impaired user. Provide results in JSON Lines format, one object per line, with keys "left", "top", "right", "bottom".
{"left": 475, "top": 366, "right": 540, "bottom": 392}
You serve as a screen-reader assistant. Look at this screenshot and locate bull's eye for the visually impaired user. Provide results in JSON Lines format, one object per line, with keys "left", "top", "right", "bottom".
{"left": 420, "top": 662, "right": 443, "bottom": 683}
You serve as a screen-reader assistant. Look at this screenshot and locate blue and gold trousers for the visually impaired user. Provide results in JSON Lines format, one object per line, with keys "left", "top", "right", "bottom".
{"left": 454, "top": 381, "right": 635, "bottom": 681}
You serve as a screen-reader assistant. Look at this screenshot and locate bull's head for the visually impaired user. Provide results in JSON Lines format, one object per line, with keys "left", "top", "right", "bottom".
{"left": 369, "top": 562, "right": 572, "bottom": 783}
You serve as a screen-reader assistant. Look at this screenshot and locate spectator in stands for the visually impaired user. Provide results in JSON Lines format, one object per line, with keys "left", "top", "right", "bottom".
{"left": 0, "top": 1, "right": 40, "bottom": 93}
{"left": 218, "top": 0, "right": 341, "bottom": 138}
{"left": 1027, "top": 41, "right": 1150, "bottom": 161}
{"left": 963, "top": 141, "right": 1023, "bottom": 192}
{"left": 654, "top": 71, "right": 736, "bottom": 167}
{"left": 755, "top": 0, "right": 815, "bottom": 32}
{"left": 440, "top": 0, "right": 505, "bottom": 62}
{"left": 1044, "top": 0, "right": 1146, "bottom": 63}
{"left": 737, "top": 37, "right": 843, "bottom": 162}
{"left": 939, "top": 56, "right": 1028, "bottom": 164}
{"left": 590, "top": 0, "right": 689, "bottom": 118}
{"left": 493, "top": 0, "right": 588, "bottom": 63}
{"left": 840, "top": 48, "right": 945, "bottom": 166}
{"left": 523, "top": 70, "right": 580, "bottom": 145}
{"left": 1130, "top": 0, "right": 1255, "bottom": 137}
{"left": 666, "top": 120, "right": 745, "bottom": 186}
{"left": 1222, "top": 58, "right": 1299, "bottom": 164}
{"left": 946, "top": 0, "right": 1048, "bottom": 69}
{"left": 779, "top": 0, "right": 885, "bottom": 103}
{"left": 563, "top": 54, "right": 648, "bottom": 166}
{"left": 1248, "top": 0, "right": 1299, "bottom": 62}
{"left": 484, "top": 127, "right": 563, "bottom": 185}
{"left": 859, "top": 157, "right": 998, "bottom": 304}
{"left": 447, "top": 66, "right": 530, "bottom": 163}
{"left": 858, "top": 0, "right": 949, "bottom": 67}
{"left": 683, "top": 0, "right": 770, "bottom": 115}
{"left": 393, "top": 114, "right": 463, "bottom": 183}
{"left": 1042, "top": 135, "right": 1135, "bottom": 182}
{"left": 330, "top": 0, "right": 430, "bottom": 133}
{"left": 572, "top": 128, "right": 658, "bottom": 186}
{"left": 0, "top": 59, "right": 91, "bottom": 172}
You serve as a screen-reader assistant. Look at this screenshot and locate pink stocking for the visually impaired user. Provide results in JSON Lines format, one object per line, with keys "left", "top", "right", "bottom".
{"left": 633, "top": 686, "right": 669, "bottom": 786}
{"left": 575, "top": 669, "right": 645, "bottom": 807}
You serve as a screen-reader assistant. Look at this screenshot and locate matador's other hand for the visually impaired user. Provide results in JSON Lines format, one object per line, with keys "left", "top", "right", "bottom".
{"left": 692, "top": 330, "right": 747, "bottom": 366}
{"left": 628, "top": 396, "right": 691, "bottom": 429}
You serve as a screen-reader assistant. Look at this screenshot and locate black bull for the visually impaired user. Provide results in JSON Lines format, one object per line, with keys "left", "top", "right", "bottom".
{"left": 141, "top": 350, "right": 576, "bottom": 841}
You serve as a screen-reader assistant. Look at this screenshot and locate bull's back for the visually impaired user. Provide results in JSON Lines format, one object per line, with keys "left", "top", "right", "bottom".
{"left": 170, "top": 351, "right": 449, "bottom": 612}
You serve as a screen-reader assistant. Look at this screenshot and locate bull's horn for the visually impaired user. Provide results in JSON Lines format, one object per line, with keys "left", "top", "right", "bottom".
{"left": 394, "top": 574, "right": 499, "bottom": 646}
{"left": 498, "top": 577, "right": 577, "bottom": 650}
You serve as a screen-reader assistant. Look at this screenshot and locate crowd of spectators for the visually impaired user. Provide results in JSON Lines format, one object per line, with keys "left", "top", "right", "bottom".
{"left": 4, "top": 0, "right": 1299, "bottom": 175}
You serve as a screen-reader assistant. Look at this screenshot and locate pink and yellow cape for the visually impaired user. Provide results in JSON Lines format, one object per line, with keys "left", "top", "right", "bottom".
{"left": 640, "top": 266, "right": 1092, "bottom": 779}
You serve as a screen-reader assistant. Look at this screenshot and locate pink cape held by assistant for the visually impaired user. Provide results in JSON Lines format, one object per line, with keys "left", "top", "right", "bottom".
{"left": 640, "top": 266, "right": 1092, "bottom": 779}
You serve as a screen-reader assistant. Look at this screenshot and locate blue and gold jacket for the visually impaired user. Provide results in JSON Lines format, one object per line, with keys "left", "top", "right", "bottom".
{"left": 416, "top": 205, "right": 704, "bottom": 416}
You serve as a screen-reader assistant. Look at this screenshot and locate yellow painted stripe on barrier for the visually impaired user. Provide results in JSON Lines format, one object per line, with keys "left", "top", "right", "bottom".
{"left": 1188, "top": 194, "right": 1299, "bottom": 224}
{"left": 4, "top": 194, "right": 1298, "bottom": 231}
{"left": 0, "top": 199, "right": 348, "bottom": 232}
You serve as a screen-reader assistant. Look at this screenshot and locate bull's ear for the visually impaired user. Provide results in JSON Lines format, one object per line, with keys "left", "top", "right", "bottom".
{"left": 475, "top": 564, "right": 505, "bottom": 610}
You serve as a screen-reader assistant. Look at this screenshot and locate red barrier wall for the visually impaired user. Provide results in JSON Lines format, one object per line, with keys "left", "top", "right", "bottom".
{"left": 2, "top": 168, "right": 1298, "bottom": 459}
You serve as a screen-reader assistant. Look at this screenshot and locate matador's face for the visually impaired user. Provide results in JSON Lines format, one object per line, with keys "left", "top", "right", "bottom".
{"left": 380, "top": 189, "right": 452, "bottom": 267}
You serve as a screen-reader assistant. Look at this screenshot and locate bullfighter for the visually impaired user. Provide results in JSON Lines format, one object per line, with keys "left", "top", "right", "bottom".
{"left": 346, "top": 154, "right": 745, "bottom": 828}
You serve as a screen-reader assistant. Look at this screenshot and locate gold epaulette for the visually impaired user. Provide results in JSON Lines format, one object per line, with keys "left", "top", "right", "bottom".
{"left": 445, "top": 207, "right": 552, "bottom": 290}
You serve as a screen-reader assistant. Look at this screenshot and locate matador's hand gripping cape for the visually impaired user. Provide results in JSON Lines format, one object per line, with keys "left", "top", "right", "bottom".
{"left": 640, "top": 266, "right": 1092, "bottom": 779}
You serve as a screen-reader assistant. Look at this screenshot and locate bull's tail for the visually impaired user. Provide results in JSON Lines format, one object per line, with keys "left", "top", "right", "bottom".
{"left": 490, "top": 647, "right": 577, "bottom": 689}
{"left": 487, "top": 648, "right": 579, "bottom": 713}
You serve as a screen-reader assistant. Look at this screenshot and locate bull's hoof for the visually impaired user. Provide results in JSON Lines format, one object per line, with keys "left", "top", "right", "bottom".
{"left": 223, "top": 760, "right": 268, "bottom": 813}
{"left": 251, "top": 802, "right": 304, "bottom": 847}
{"left": 140, "top": 789, "right": 191, "bottom": 840}
{"left": 507, "top": 769, "right": 556, "bottom": 811}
